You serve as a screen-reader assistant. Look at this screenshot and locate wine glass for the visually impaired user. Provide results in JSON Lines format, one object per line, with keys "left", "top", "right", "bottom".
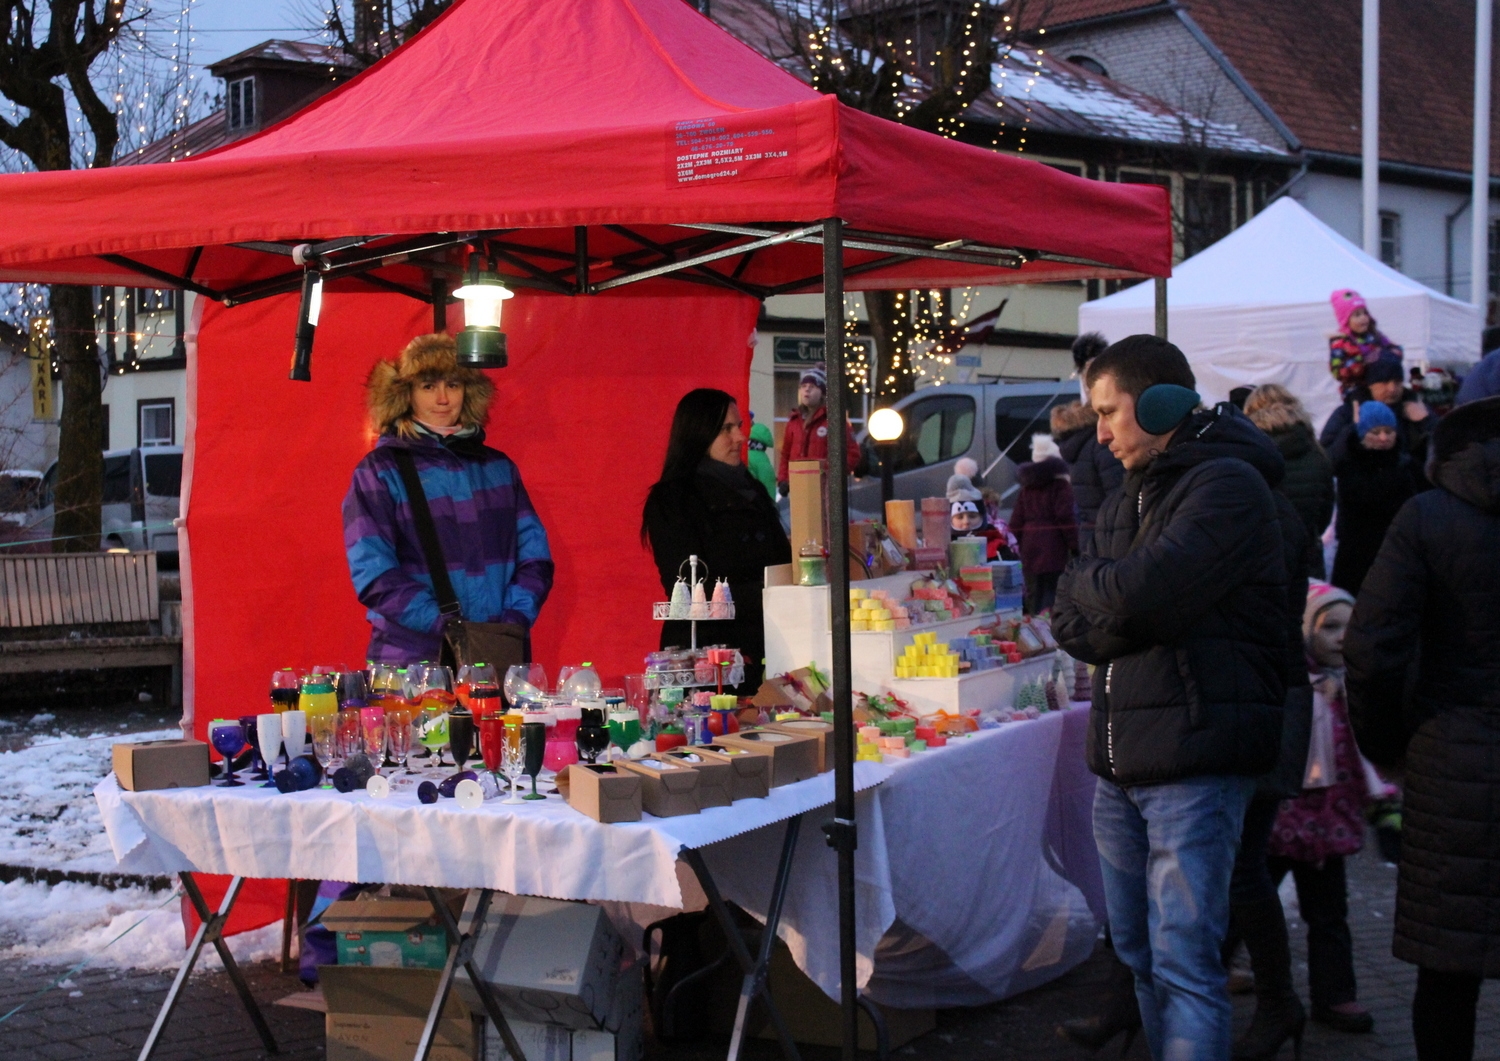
{"left": 503, "top": 663, "right": 547, "bottom": 707}
{"left": 521, "top": 720, "right": 547, "bottom": 800}
{"left": 369, "top": 663, "right": 400, "bottom": 703}
{"left": 576, "top": 706, "right": 610, "bottom": 765}
{"left": 310, "top": 713, "right": 337, "bottom": 788}
{"left": 210, "top": 719, "right": 245, "bottom": 787}
{"left": 359, "top": 706, "right": 386, "bottom": 774}
{"left": 336, "top": 710, "right": 362, "bottom": 766}
{"left": 449, "top": 706, "right": 474, "bottom": 772}
{"left": 386, "top": 708, "right": 413, "bottom": 773}
{"left": 339, "top": 669, "right": 371, "bottom": 707}
{"left": 240, "top": 714, "right": 266, "bottom": 780}
{"left": 270, "top": 668, "right": 300, "bottom": 713}
{"left": 257, "top": 713, "right": 285, "bottom": 786}
{"left": 281, "top": 710, "right": 307, "bottom": 772}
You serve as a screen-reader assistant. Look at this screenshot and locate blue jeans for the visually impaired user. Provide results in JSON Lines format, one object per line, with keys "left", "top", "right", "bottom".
{"left": 1094, "top": 775, "right": 1254, "bottom": 1061}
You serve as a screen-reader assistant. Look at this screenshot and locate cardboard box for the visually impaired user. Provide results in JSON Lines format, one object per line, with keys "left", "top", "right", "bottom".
{"left": 323, "top": 899, "right": 451, "bottom": 970}
{"left": 559, "top": 764, "right": 642, "bottom": 823}
{"left": 661, "top": 750, "right": 731, "bottom": 807}
{"left": 787, "top": 459, "right": 825, "bottom": 555}
{"left": 695, "top": 744, "right": 771, "bottom": 800}
{"left": 614, "top": 757, "right": 700, "bottom": 818}
{"left": 321, "top": 966, "right": 475, "bottom": 1061}
{"left": 457, "top": 892, "right": 625, "bottom": 1031}
{"left": 764, "top": 719, "right": 835, "bottom": 773}
{"left": 713, "top": 729, "right": 821, "bottom": 787}
{"left": 483, "top": 957, "right": 643, "bottom": 1061}
{"left": 112, "top": 738, "right": 210, "bottom": 791}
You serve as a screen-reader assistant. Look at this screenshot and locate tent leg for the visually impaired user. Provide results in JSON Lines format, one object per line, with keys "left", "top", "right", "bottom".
{"left": 1154, "top": 277, "right": 1168, "bottom": 340}
{"left": 818, "top": 216, "right": 859, "bottom": 1061}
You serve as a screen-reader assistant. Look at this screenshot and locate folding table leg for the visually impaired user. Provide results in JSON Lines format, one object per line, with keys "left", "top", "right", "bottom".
{"left": 137, "top": 873, "right": 279, "bottom": 1061}
{"left": 680, "top": 814, "right": 805, "bottom": 1061}
{"left": 415, "top": 887, "right": 530, "bottom": 1061}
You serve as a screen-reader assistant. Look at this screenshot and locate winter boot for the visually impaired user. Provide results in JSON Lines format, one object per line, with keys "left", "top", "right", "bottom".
{"left": 1058, "top": 950, "right": 1142, "bottom": 1055}
{"left": 1231, "top": 897, "right": 1306, "bottom": 1061}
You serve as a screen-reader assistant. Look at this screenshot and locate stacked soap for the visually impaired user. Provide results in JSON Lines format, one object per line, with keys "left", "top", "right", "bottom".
{"left": 849, "top": 587, "right": 911, "bottom": 631}
{"left": 948, "top": 634, "right": 1004, "bottom": 672}
{"left": 895, "top": 632, "right": 960, "bottom": 678}
{"left": 959, "top": 566, "right": 995, "bottom": 613}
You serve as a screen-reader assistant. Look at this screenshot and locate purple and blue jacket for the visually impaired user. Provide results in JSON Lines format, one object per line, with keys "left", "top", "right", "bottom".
{"left": 342, "top": 431, "right": 553, "bottom": 663}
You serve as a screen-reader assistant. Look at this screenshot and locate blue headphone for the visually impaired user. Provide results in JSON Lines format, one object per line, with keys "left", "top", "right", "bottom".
{"left": 1135, "top": 384, "right": 1200, "bottom": 434}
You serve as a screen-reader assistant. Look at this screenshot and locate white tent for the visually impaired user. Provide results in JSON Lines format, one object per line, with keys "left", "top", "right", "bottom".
{"left": 1078, "top": 197, "right": 1482, "bottom": 430}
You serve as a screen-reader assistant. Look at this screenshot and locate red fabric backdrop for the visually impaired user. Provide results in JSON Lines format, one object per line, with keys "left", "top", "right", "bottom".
{"left": 187, "top": 286, "right": 758, "bottom": 740}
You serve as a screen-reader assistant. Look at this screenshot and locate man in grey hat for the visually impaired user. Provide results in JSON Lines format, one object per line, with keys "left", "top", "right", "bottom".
{"left": 776, "top": 363, "right": 860, "bottom": 495}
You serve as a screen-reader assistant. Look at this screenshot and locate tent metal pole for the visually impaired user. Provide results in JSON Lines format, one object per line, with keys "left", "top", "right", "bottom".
{"left": 818, "top": 216, "right": 858, "bottom": 1061}
{"left": 1154, "top": 277, "right": 1168, "bottom": 340}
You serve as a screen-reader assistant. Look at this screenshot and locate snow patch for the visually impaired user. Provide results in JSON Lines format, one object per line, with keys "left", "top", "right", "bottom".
{"left": 0, "top": 879, "right": 281, "bottom": 971}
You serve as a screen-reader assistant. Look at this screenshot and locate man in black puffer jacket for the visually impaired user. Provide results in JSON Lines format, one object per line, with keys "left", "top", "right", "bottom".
{"left": 1345, "top": 395, "right": 1500, "bottom": 1061}
{"left": 1054, "top": 336, "right": 1289, "bottom": 1061}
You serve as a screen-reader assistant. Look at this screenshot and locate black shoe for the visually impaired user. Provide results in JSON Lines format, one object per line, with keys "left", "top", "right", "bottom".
{"left": 1230, "top": 897, "right": 1307, "bottom": 1061}
{"left": 1058, "top": 1018, "right": 1139, "bottom": 1056}
{"left": 1311, "top": 1004, "right": 1374, "bottom": 1034}
{"left": 1233, "top": 1002, "right": 1305, "bottom": 1061}
{"left": 1058, "top": 952, "right": 1141, "bottom": 1056}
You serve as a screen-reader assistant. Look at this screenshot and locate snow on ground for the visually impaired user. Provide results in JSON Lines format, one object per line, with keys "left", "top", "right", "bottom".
{"left": 0, "top": 726, "right": 181, "bottom": 873}
{"left": 0, "top": 726, "right": 285, "bottom": 973}
{"left": 0, "top": 878, "right": 281, "bottom": 971}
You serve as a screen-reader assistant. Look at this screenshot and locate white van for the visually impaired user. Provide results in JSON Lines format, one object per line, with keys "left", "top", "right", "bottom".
{"left": 35, "top": 447, "right": 182, "bottom": 565}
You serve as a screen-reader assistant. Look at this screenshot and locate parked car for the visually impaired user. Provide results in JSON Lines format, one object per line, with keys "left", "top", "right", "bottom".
{"left": 848, "top": 380, "right": 1078, "bottom": 513}
{"left": 34, "top": 447, "right": 182, "bottom": 566}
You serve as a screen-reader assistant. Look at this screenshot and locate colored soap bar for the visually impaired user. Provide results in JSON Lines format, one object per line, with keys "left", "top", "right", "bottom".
{"left": 893, "top": 718, "right": 916, "bottom": 734}
{"left": 884, "top": 747, "right": 911, "bottom": 760}
{"left": 909, "top": 739, "right": 927, "bottom": 753}
{"left": 859, "top": 725, "right": 882, "bottom": 742}
{"left": 914, "top": 725, "right": 937, "bottom": 742}
{"left": 927, "top": 734, "right": 948, "bottom": 747}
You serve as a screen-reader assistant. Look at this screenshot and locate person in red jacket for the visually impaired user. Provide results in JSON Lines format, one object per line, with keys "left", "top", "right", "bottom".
{"left": 776, "top": 364, "right": 860, "bottom": 495}
{"left": 1008, "top": 434, "right": 1079, "bottom": 615}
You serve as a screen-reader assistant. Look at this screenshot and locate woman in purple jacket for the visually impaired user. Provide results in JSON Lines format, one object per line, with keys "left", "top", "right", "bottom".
{"left": 342, "top": 334, "right": 553, "bottom": 664}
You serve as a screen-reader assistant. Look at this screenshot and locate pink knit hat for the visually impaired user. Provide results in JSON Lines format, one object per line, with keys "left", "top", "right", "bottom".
{"left": 1303, "top": 581, "right": 1356, "bottom": 640}
{"left": 1330, "top": 289, "right": 1369, "bottom": 334}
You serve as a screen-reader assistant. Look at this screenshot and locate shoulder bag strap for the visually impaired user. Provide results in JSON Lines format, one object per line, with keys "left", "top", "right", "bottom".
{"left": 392, "top": 448, "right": 463, "bottom": 619}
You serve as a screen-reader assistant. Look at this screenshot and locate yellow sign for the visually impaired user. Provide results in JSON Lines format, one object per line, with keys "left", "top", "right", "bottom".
{"left": 27, "top": 317, "right": 53, "bottom": 421}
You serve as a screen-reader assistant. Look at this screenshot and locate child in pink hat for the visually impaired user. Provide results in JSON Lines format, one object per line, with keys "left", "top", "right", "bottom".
{"left": 1328, "top": 289, "right": 1403, "bottom": 399}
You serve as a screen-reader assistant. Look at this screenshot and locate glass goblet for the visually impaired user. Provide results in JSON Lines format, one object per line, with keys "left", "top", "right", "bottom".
{"left": 449, "top": 707, "right": 474, "bottom": 772}
{"left": 310, "top": 713, "right": 337, "bottom": 788}
{"left": 576, "top": 707, "right": 610, "bottom": 765}
{"left": 478, "top": 714, "right": 505, "bottom": 793}
{"left": 210, "top": 720, "right": 245, "bottom": 787}
{"left": 359, "top": 706, "right": 386, "bottom": 774}
{"left": 269, "top": 668, "right": 301, "bottom": 714}
{"left": 521, "top": 721, "right": 547, "bottom": 800}
{"left": 240, "top": 714, "right": 266, "bottom": 780}
{"left": 386, "top": 708, "right": 413, "bottom": 773}
{"left": 503, "top": 663, "right": 547, "bottom": 707}
{"left": 257, "top": 713, "right": 285, "bottom": 788}
{"left": 501, "top": 733, "right": 526, "bottom": 804}
{"left": 281, "top": 710, "right": 307, "bottom": 769}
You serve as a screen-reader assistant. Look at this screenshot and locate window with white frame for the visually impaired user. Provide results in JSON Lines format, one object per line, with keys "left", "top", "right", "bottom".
{"left": 1379, "top": 211, "right": 1402, "bottom": 270}
{"left": 139, "top": 400, "right": 174, "bottom": 447}
{"left": 228, "top": 77, "right": 256, "bottom": 131}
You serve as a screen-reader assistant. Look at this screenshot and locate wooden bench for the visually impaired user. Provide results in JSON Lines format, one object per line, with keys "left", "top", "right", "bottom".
{"left": 0, "top": 552, "right": 183, "bottom": 704}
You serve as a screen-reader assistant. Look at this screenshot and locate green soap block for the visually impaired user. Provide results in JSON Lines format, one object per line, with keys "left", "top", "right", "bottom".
{"left": 909, "top": 739, "right": 927, "bottom": 753}
{"left": 878, "top": 719, "right": 901, "bottom": 735}
{"left": 820, "top": 711, "right": 835, "bottom": 724}
{"left": 892, "top": 717, "right": 916, "bottom": 733}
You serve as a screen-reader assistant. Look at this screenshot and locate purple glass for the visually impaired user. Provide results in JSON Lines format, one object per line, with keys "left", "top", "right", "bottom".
{"left": 240, "top": 714, "right": 267, "bottom": 780}
{"left": 210, "top": 721, "right": 246, "bottom": 787}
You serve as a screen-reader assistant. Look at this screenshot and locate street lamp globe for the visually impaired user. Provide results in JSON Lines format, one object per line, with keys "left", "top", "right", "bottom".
{"left": 868, "top": 406, "right": 905, "bottom": 442}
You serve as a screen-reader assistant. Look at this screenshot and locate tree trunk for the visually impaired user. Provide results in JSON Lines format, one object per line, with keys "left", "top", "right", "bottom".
{"left": 866, "top": 289, "right": 917, "bottom": 403}
{"left": 51, "top": 284, "right": 103, "bottom": 553}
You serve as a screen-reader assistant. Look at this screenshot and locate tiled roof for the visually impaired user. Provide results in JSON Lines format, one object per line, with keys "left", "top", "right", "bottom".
{"left": 117, "top": 111, "right": 229, "bottom": 165}
{"left": 972, "top": 45, "right": 1284, "bottom": 156}
{"left": 1027, "top": 0, "right": 1167, "bottom": 29}
{"left": 208, "top": 39, "right": 360, "bottom": 73}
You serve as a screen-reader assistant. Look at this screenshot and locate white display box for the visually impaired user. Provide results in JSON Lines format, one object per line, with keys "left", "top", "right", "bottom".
{"left": 884, "top": 655, "right": 1055, "bottom": 716}
{"left": 762, "top": 564, "right": 1024, "bottom": 703}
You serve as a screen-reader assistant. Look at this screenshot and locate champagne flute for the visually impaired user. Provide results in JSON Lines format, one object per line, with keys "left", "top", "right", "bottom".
{"left": 210, "top": 719, "right": 245, "bottom": 787}
{"left": 240, "top": 714, "right": 266, "bottom": 780}
{"left": 521, "top": 720, "right": 547, "bottom": 801}
{"left": 336, "top": 710, "right": 362, "bottom": 766}
{"left": 257, "top": 713, "right": 285, "bottom": 787}
{"left": 359, "top": 706, "right": 386, "bottom": 774}
{"left": 386, "top": 708, "right": 414, "bottom": 773}
{"left": 449, "top": 707, "right": 474, "bottom": 773}
{"left": 281, "top": 710, "right": 307, "bottom": 773}
{"left": 478, "top": 715, "right": 506, "bottom": 797}
{"left": 501, "top": 730, "right": 526, "bottom": 803}
{"left": 310, "top": 713, "right": 337, "bottom": 788}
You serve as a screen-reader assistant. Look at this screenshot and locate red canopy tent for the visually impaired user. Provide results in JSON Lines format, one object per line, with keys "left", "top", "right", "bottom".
{"left": 0, "top": 0, "right": 1169, "bottom": 1041}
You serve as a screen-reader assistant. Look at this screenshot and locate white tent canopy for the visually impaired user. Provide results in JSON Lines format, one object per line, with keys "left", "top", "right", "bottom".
{"left": 1078, "top": 197, "right": 1482, "bottom": 430}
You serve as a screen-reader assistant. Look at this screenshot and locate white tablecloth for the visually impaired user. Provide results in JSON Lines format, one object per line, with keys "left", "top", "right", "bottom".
{"left": 624, "top": 706, "right": 1102, "bottom": 1006}
{"left": 96, "top": 706, "right": 1100, "bottom": 1008}
{"left": 94, "top": 761, "right": 893, "bottom": 908}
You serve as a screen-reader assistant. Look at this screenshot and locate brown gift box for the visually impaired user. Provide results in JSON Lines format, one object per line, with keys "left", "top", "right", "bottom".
{"left": 662, "top": 750, "right": 732, "bottom": 807}
{"left": 615, "top": 757, "right": 701, "bottom": 817}
{"left": 558, "top": 764, "right": 643, "bottom": 823}
{"left": 695, "top": 745, "right": 771, "bottom": 800}
{"left": 112, "top": 738, "right": 210, "bottom": 791}
{"left": 788, "top": 459, "right": 825, "bottom": 554}
{"left": 713, "top": 729, "right": 820, "bottom": 787}
{"left": 765, "top": 719, "right": 835, "bottom": 774}
{"left": 321, "top": 966, "right": 474, "bottom": 1061}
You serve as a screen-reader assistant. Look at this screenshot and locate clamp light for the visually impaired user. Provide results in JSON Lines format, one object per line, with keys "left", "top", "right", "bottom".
{"left": 289, "top": 268, "right": 323, "bottom": 382}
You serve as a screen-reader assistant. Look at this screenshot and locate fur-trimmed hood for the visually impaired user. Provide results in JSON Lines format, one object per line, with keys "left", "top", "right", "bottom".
{"left": 367, "top": 333, "right": 494, "bottom": 438}
{"left": 1050, "top": 400, "right": 1097, "bottom": 437}
{"left": 1018, "top": 455, "right": 1070, "bottom": 488}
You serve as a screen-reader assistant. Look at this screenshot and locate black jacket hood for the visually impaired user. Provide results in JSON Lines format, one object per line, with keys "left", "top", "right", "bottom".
{"left": 1147, "top": 403, "right": 1286, "bottom": 489}
{"left": 1433, "top": 439, "right": 1500, "bottom": 513}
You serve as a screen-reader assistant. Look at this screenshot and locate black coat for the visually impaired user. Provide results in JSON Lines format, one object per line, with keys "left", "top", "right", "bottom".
{"left": 1056, "top": 424, "right": 1125, "bottom": 534}
{"left": 1267, "top": 422, "right": 1334, "bottom": 578}
{"left": 1320, "top": 391, "right": 1433, "bottom": 487}
{"left": 1330, "top": 438, "right": 1417, "bottom": 595}
{"left": 643, "top": 465, "right": 791, "bottom": 692}
{"left": 1260, "top": 492, "right": 1312, "bottom": 800}
{"left": 1345, "top": 396, "right": 1500, "bottom": 976}
{"left": 1054, "top": 405, "right": 1289, "bottom": 786}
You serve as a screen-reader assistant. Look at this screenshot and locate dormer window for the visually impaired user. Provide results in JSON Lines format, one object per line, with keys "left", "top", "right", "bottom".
{"left": 228, "top": 76, "right": 256, "bottom": 131}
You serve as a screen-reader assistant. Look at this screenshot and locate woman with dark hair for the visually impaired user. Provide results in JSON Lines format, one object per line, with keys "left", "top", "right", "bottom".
{"left": 643, "top": 389, "right": 790, "bottom": 693}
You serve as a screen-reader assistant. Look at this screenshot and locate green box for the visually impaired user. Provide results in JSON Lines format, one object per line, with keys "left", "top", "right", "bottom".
{"left": 323, "top": 900, "right": 450, "bottom": 970}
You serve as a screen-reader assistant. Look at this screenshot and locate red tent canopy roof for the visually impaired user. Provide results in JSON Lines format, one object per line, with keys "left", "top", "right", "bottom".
{"left": 0, "top": 0, "right": 1170, "bottom": 294}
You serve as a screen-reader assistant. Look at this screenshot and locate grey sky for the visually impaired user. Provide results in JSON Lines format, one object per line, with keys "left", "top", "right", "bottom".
{"left": 188, "top": 0, "right": 324, "bottom": 69}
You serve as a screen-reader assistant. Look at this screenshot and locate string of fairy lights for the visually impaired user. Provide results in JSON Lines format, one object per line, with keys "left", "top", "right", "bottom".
{"left": 801, "top": 1, "right": 1041, "bottom": 396}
